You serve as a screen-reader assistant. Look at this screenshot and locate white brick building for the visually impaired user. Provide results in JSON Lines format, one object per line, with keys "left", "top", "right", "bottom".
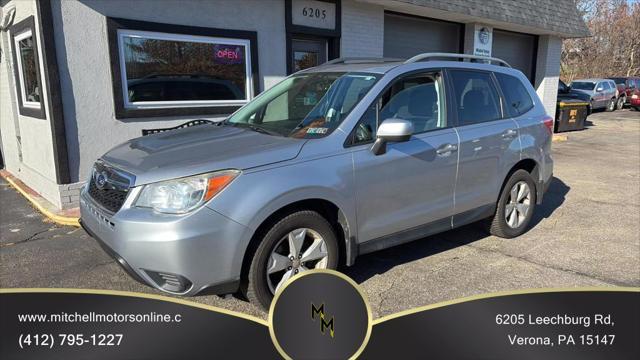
{"left": 0, "top": 0, "right": 589, "bottom": 209}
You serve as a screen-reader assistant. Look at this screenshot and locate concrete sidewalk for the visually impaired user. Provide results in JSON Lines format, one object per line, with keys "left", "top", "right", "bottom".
{"left": 1, "top": 109, "right": 639, "bottom": 319}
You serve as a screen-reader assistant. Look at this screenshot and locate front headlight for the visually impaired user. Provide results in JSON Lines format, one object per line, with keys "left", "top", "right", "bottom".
{"left": 134, "top": 170, "right": 240, "bottom": 214}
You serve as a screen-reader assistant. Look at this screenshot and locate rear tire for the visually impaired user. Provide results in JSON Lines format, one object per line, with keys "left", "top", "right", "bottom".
{"left": 488, "top": 169, "right": 537, "bottom": 238}
{"left": 243, "top": 210, "right": 339, "bottom": 310}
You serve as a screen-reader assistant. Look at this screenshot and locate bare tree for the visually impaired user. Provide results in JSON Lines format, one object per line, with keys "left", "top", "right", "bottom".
{"left": 561, "top": 0, "right": 640, "bottom": 82}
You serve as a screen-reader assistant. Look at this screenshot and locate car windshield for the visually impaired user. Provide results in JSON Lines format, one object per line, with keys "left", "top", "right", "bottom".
{"left": 609, "top": 78, "right": 625, "bottom": 85}
{"left": 226, "top": 72, "right": 380, "bottom": 138}
{"left": 571, "top": 81, "right": 596, "bottom": 90}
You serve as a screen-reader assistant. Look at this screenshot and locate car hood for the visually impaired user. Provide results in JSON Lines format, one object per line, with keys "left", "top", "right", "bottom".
{"left": 558, "top": 92, "right": 590, "bottom": 102}
{"left": 569, "top": 89, "right": 594, "bottom": 97}
{"left": 101, "top": 124, "right": 306, "bottom": 186}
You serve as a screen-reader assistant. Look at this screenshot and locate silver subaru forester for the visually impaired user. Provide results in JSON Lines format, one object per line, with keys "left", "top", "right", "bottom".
{"left": 80, "top": 53, "right": 554, "bottom": 309}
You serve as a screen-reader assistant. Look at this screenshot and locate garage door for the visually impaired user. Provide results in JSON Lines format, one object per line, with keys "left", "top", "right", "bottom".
{"left": 492, "top": 30, "right": 537, "bottom": 83}
{"left": 384, "top": 13, "right": 462, "bottom": 59}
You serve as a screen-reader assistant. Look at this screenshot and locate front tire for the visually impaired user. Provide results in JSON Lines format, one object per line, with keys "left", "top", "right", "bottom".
{"left": 244, "top": 210, "right": 339, "bottom": 310}
{"left": 616, "top": 97, "right": 625, "bottom": 110}
{"left": 488, "top": 169, "right": 537, "bottom": 238}
{"left": 606, "top": 98, "right": 616, "bottom": 112}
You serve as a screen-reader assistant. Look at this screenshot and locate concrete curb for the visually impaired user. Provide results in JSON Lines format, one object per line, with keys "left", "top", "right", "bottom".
{"left": 552, "top": 134, "right": 569, "bottom": 142}
{"left": 0, "top": 171, "right": 80, "bottom": 227}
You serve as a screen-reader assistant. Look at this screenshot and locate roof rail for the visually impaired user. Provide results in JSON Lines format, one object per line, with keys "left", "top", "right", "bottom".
{"left": 404, "top": 52, "right": 512, "bottom": 68}
{"left": 323, "top": 57, "right": 403, "bottom": 65}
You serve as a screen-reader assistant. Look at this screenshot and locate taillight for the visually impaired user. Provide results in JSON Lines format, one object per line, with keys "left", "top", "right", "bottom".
{"left": 542, "top": 116, "right": 554, "bottom": 134}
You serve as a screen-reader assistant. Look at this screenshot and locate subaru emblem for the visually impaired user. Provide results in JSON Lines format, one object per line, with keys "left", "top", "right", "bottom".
{"left": 95, "top": 171, "right": 108, "bottom": 190}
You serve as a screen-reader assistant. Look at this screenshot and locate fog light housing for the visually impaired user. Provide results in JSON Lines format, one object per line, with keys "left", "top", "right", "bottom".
{"left": 144, "top": 270, "right": 192, "bottom": 293}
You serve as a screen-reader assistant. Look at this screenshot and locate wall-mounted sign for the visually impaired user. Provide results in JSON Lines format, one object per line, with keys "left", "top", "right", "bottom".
{"left": 213, "top": 44, "right": 245, "bottom": 64}
{"left": 473, "top": 24, "right": 492, "bottom": 57}
{"left": 291, "top": 0, "right": 336, "bottom": 30}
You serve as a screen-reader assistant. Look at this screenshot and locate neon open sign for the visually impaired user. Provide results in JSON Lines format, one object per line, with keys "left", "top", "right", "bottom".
{"left": 214, "top": 45, "right": 244, "bottom": 64}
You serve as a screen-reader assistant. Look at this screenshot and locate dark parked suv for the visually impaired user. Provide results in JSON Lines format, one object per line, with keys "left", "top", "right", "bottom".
{"left": 81, "top": 53, "right": 554, "bottom": 309}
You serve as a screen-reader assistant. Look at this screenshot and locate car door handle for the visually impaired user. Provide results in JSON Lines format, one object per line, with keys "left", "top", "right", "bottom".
{"left": 436, "top": 143, "right": 458, "bottom": 155}
{"left": 502, "top": 129, "right": 517, "bottom": 138}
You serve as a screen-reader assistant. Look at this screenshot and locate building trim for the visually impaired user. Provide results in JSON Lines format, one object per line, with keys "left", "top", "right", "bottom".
{"left": 36, "top": 0, "right": 71, "bottom": 184}
{"left": 285, "top": 0, "right": 341, "bottom": 74}
{"left": 105, "top": 17, "right": 260, "bottom": 119}
{"left": 9, "top": 16, "right": 46, "bottom": 120}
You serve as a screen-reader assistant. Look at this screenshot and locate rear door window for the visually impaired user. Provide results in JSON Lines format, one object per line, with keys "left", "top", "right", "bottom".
{"left": 495, "top": 73, "right": 534, "bottom": 117}
{"left": 449, "top": 70, "right": 502, "bottom": 125}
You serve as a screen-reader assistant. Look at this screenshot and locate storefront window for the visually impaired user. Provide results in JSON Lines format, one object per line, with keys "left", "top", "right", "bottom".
{"left": 15, "top": 33, "right": 41, "bottom": 105}
{"left": 294, "top": 51, "right": 319, "bottom": 72}
{"left": 9, "top": 16, "right": 45, "bottom": 119}
{"left": 118, "top": 30, "right": 252, "bottom": 109}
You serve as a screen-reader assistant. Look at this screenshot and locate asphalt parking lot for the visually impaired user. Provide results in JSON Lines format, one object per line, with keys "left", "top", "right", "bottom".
{"left": 1, "top": 109, "right": 639, "bottom": 319}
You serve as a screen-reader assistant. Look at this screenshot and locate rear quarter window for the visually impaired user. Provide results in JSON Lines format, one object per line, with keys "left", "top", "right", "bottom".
{"left": 495, "top": 73, "right": 534, "bottom": 117}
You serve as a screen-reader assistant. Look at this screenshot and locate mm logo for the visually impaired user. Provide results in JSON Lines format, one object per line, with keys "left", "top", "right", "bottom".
{"left": 311, "top": 303, "right": 334, "bottom": 338}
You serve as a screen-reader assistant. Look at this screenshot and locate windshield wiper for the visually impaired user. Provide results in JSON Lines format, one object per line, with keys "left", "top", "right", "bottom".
{"left": 234, "top": 123, "right": 283, "bottom": 137}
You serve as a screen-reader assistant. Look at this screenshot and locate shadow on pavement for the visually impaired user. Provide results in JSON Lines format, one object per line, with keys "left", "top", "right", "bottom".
{"left": 344, "top": 176, "right": 570, "bottom": 284}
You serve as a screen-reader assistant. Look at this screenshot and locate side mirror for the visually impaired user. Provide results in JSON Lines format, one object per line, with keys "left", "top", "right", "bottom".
{"left": 371, "top": 118, "right": 413, "bottom": 155}
{"left": 596, "top": 87, "right": 603, "bottom": 92}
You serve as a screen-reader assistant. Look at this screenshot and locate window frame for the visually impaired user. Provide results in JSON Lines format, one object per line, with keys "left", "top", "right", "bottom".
{"left": 344, "top": 69, "right": 449, "bottom": 148}
{"left": 9, "top": 16, "right": 45, "bottom": 119}
{"left": 444, "top": 68, "right": 506, "bottom": 127}
{"left": 107, "top": 17, "right": 259, "bottom": 119}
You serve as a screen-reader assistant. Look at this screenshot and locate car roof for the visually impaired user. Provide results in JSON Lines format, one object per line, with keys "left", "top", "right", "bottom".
{"left": 572, "top": 78, "right": 613, "bottom": 83}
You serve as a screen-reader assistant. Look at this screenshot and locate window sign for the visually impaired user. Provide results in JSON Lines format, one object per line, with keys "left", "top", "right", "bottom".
{"left": 213, "top": 45, "right": 244, "bottom": 65}
{"left": 474, "top": 24, "right": 493, "bottom": 57}
{"left": 117, "top": 29, "right": 252, "bottom": 109}
{"left": 292, "top": 0, "right": 336, "bottom": 30}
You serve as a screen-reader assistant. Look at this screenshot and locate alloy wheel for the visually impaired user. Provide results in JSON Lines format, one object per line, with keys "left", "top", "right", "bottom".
{"left": 504, "top": 181, "right": 531, "bottom": 229}
{"left": 266, "top": 228, "right": 329, "bottom": 293}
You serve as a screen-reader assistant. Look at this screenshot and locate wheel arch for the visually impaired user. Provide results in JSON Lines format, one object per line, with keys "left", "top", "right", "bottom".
{"left": 498, "top": 158, "right": 540, "bottom": 204}
{"left": 239, "top": 198, "right": 355, "bottom": 287}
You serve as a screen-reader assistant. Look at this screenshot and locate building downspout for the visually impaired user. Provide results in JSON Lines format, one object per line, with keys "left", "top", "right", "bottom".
{"left": 35, "top": 0, "right": 71, "bottom": 184}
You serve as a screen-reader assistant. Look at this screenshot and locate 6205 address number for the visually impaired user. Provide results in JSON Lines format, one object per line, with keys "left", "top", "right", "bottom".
{"left": 302, "top": 7, "right": 327, "bottom": 19}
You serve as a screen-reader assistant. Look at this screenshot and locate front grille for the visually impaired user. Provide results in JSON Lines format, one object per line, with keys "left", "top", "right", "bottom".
{"left": 88, "top": 180, "right": 128, "bottom": 213}
{"left": 87, "top": 161, "right": 133, "bottom": 213}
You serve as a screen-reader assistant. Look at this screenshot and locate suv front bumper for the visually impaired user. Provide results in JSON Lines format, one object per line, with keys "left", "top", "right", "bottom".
{"left": 79, "top": 191, "right": 251, "bottom": 296}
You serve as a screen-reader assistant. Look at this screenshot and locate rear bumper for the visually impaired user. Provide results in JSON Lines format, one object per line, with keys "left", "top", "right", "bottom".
{"left": 79, "top": 191, "right": 251, "bottom": 296}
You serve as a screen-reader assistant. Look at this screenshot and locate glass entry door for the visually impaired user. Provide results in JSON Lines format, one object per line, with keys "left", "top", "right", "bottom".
{"left": 291, "top": 38, "right": 327, "bottom": 72}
